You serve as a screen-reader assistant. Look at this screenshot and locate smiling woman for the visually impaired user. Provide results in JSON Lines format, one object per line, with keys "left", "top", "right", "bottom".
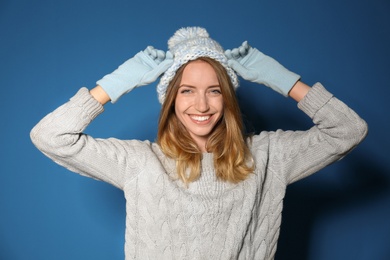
{"left": 30, "top": 27, "right": 367, "bottom": 259}
{"left": 174, "top": 60, "right": 224, "bottom": 149}
{"left": 158, "top": 57, "right": 254, "bottom": 184}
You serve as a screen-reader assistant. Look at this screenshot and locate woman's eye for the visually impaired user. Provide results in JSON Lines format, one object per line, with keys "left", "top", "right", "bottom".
{"left": 180, "top": 89, "right": 192, "bottom": 94}
{"left": 210, "top": 89, "right": 222, "bottom": 94}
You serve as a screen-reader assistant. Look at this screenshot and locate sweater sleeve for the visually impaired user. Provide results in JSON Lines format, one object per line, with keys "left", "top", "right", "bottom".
{"left": 261, "top": 83, "right": 368, "bottom": 185}
{"left": 30, "top": 87, "right": 148, "bottom": 189}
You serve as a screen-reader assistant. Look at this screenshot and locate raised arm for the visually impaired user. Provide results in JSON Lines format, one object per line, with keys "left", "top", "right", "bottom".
{"left": 266, "top": 83, "right": 367, "bottom": 184}
{"left": 225, "top": 42, "right": 367, "bottom": 184}
{"left": 30, "top": 46, "right": 173, "bottom": 187}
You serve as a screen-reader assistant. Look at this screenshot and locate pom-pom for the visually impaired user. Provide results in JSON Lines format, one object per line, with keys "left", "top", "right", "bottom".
{"left": 168, "top": 27, "right": 209, "bottom": 50}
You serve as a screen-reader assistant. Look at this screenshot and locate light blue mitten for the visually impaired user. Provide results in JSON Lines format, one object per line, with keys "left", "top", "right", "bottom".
{"left": 225, "top": 41, "right": 300, "bottom": 97}
{"left": 97, "top": 46, "right": 173, "bottom": 103}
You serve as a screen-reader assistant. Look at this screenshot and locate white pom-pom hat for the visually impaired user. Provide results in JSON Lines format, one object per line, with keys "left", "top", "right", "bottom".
{"left": 156, "top": 27, "right": 239, "bottom": 104}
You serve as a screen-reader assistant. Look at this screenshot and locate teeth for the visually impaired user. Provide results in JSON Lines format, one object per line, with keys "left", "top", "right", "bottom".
{"left": 191, "top": 115, "right": 210, "bottom": 122}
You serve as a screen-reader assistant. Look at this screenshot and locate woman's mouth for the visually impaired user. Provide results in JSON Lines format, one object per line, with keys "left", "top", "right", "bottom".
{"left": 190, "top": 115, "right": 212, "bottom": 123}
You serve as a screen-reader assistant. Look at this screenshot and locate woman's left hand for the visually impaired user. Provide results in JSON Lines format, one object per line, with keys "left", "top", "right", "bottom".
{"left": 225, "top": 41, "right": 300, "bottom": 97}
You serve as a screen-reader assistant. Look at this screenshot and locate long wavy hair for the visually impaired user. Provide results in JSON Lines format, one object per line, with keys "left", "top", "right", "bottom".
{"left": 157, "top": 57, "right": 254, "bottom": 184}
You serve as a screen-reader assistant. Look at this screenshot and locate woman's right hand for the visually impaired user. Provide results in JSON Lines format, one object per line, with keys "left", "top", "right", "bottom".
{"left": 96, "top": 46, "right": 173, "bottom": 103}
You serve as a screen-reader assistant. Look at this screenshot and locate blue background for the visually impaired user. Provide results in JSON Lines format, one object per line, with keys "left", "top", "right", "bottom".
{"left": 1, "top": 0, "right": 389, "bottom": 259}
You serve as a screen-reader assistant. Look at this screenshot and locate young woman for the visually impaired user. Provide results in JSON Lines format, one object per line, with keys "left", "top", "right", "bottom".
{"left": 31, "top": 27, "right": 368, "bottom": 259}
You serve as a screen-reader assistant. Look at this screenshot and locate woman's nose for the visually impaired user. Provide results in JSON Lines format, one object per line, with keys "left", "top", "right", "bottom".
{"left": 194, "top": 94, "right": 210, "bottom": 112}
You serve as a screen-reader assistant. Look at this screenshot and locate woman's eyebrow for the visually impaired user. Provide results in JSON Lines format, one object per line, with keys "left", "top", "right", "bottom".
{"left": 179, "top": 84, "right": 221, "bottom": 88}
{"left": 179, "top": 85, "right": 196, "bottom": 88}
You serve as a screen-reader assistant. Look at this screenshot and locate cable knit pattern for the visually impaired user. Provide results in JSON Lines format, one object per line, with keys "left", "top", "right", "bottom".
{"left": 30, "top": 83, "right": 367, "bottom": 259}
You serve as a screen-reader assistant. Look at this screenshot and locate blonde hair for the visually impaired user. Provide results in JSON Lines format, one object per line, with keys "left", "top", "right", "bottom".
{"left": 157, "top": 57, "right": 254, "bottom": 184}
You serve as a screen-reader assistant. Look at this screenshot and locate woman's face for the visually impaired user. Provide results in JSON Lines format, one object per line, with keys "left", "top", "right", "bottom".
{"left": 175, "top": 60, "right": 224, "bottom": 151}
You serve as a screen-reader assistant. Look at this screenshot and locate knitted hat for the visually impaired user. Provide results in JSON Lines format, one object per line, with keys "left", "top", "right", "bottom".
{"left": 156, "top": 27, "right": 239, "bottom": 104}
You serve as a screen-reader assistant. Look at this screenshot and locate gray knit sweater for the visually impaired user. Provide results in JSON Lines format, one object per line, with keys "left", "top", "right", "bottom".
{"left": 30, "top": 83, "right": 367, "bottom": 259}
